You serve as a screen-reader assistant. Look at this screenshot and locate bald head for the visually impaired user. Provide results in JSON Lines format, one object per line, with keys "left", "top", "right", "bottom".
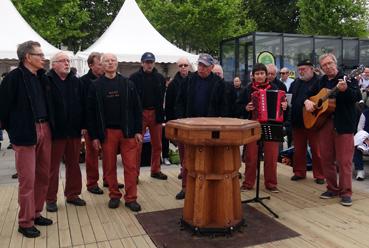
{"left": 266, "top": 64, "right": 277, "bottom": 82}
{"left": 101, "top": 53, "right": 118, "bottom": 77}
{"left": 212, "top": 64, "right": 224, "bottom": 79}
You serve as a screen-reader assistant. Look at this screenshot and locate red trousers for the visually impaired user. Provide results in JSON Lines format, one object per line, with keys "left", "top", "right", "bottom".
{"left": 137, "top": 110, "right": 162, "bottom": 174}
{"left": 47, "top": 138, "right": 82, "bottom": 203}
{"left": 243, "top": 141, "right": 279, "bottom": 189}
{"left": 102, "top": 129, "right": 138, "bottom": 202}
{"left": 84, "top": 132, "right": 105, "bottom": 189}
{"left": 13, "top": 123, "right": 51, "bottom": 227}
{"left": 319, "top": 119, "right": 353, "bottom": 197}
{"left": 292, "top": 128, "right": 324, "bottom": 179}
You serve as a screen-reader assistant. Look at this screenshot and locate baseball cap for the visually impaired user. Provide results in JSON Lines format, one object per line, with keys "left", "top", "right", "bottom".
{"left": 198, "top": 53, "right": 214, "bottom": 67}
{"left": 141, "top": 52, "right": 155, "bottom": 62}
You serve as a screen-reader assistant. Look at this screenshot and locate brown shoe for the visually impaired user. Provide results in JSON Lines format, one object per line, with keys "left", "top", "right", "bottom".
{"left": 151, "top": 171, "right": 168, "bottom": 180}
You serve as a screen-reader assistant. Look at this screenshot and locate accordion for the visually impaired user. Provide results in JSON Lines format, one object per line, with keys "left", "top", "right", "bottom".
{"left": 251, "top": 89, "right": 286, "bottom": 123}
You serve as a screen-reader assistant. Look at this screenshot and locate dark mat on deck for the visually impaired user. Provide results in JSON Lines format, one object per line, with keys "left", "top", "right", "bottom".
{"left": 136, "top": 204, "right": 300, "bottom": 248}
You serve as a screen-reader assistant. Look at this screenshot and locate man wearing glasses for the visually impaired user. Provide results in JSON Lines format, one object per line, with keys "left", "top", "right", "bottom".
{"left": 165, "top": 57, "right": 191, "bottom": 197}
{"left": 289, "top": 60, "right": 324, "bottom": 185}
{"left": 175, "top": 54, "right": 229, "bottom": 199}
{"left": 304, "top": 53, "right": 361, "bottom": 207}
{"left": 280, "top": 67, "right": 294, "bottom": 92}
{"left": 130, "top": 52, "right": 168, "bottom": 181}
{"left": 0, "top": 41, "right": 54, "bottom": 238}
{"left": 46, "top": 52, "right": 86, "bottom": 212}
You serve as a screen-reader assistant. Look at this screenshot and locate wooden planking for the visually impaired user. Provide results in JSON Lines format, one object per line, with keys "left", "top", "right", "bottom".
{"left": 2, "top": 162, "right": 369, "bottom": 247}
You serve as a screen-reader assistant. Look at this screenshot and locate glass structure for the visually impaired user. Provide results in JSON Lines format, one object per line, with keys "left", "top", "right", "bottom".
{"left": 220, "top": 32, "right": 369, "bottom": 83}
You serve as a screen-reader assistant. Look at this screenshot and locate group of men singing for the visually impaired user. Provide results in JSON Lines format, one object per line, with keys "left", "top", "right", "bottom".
{"left": 0, "top": 40, "right": 361, "bottom": 239}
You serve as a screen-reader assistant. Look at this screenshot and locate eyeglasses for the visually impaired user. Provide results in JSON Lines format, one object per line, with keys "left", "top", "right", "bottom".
{"left": 29, "top": 53, "right": 45, "bottom": 58}
{"left": 280, "top": 72, "right": 289, "bottom": 75}
{"left": 54, "top": 59, "right": 70, "bottom": 64}
{"left": 178, "top": 64, "right": 189, "bottom": 68}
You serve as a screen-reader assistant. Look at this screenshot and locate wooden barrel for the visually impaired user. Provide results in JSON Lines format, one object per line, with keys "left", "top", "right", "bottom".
{"left": 166, "top": 117, "right": 260, "bottom": 232}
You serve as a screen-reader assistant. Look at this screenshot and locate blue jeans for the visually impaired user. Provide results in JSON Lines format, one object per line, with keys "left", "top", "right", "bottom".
{"left": 353, "top": 148, "right": 363, "bottom": 171}
{"left": 0, "top": 130, "right": 3, "bottom": 141}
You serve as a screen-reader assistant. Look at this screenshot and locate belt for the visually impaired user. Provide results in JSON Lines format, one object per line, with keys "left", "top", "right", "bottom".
{"left": 35, "top": 118, "right": 48, "bottom": 123}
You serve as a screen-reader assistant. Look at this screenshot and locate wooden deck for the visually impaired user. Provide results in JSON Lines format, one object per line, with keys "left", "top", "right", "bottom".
{"left": 1, "top": 145, "right": 369, "bottom": 248}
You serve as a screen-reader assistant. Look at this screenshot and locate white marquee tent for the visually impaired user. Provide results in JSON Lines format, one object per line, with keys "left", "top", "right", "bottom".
{"left": 76, "top": 0, "right": 198, "bottom": 65}
{"left": 0, "top": 0, "right": 63, "bottom": 60}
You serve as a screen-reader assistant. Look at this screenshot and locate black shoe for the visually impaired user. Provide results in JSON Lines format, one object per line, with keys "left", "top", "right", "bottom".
{"left": 314, "top": 178, "right": 325, "bottom": 185}
{"left": 88, "top": 186, "right": 104, "bottom": 195}
{"left": 125, "top": 201, "right": 141, "bottom": 212}
{"left": 291, "top": 175, "right": 305, "bottom": 181}
{"left": 7, "top": 144, "right": 12, "bottom": 149}
{"left": 136, "top": 176, "right": 139, "bottom": 185}
{"left": 178, "top": 173, "right": 183, "bottom": 179}
{"left": 108, "top": 198, "right": 120, "bottom": 209}
{"left": 34, "top": 216, "right": 53, "bottom": 226}
{"left": 18, "top": 226, "right": 40, "bottom": 238}
{"left": 66, "top": 197, "right": 86, "bottom": 206}
{"left": 46, "top": 202, "right": 58, "bottom": 212}
{"left": 175, "top": 190, "right": 185, "bottom": 200}
{"left": 103, "top": 182, "right": 124, "bottom": 189}
{"left": 238, "top": 172, "right": 242, "bottom": 179}
{"left": 11, "top": 173, "right": 18, "bottom": 179}
{"left": 151, "top": 171, "right": 168, "bottom": 180}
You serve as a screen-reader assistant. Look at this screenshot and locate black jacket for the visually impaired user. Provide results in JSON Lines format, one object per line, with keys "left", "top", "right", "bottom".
{"left": 87, "top": 74, "right": 142, "bottom": 142}
{"left": 0, "top": 65, "right": 55, "bottom": 145}
{"left": 80, "top": 70, "right": 99, "bottom": 126}
{"left": 305, "top": 71, "right": 361, "bottom": 133}
{"left": 175, "top": 72, "right": 229, "bottom": 118}
{"left": 47, "top": 69, "right": 84, "bottom": 139}
{"left": 289, "top": 74, "right": 320, "bottom": 128}
{"left": 129, "top": 67, "right": 165, "bottom": 123}
{"left": 165, "top": 71, "right": 188, "bottom": 121}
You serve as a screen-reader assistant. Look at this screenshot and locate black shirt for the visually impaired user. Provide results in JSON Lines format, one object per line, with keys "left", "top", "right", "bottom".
{"left": 24, "top": 68, "right": 47, "bottom": 119}
{"left": 142, "top": 72, "right": 156, "bottom": 109}
{"left": 101, "top": 76, "right": 121, "bottom": 128}
{"left": 194, "top": 77, "right": 210, "bottom": 117}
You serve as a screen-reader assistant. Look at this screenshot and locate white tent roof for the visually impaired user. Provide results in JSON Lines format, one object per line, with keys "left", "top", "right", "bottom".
{"left": 77, "top": 0, "right": 198, "bottom": 63}
{"left": 0, "top": 0, "right": 63, "bottom": 60}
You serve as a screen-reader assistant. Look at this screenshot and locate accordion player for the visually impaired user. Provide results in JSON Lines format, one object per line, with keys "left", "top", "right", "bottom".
{"left": 251, "top": 89, "right": 286, "bottom": 123}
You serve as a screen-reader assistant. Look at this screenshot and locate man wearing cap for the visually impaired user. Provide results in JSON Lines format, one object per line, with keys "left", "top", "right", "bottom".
{"left": 87, "top": 53, "right": 143, "bottom": 211}
{"left": 289, "top": 60, "right": 324, "bottom": 184}
{"left": 129, "top": 52, "right": 168, "bottom": 180}
{"left": 0, "top": 41, "right": 54, "bottom": 238}
{"left": 175, "top": 53, "right": 229, "bottom": 199}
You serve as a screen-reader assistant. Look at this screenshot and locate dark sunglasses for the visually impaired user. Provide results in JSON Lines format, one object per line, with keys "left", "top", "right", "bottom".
{"left": 178, "top": 64, "right": 189, "bottom": 68}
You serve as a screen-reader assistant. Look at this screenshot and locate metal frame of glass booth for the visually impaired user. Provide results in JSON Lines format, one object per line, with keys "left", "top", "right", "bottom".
{"left": 220, "top": 32, "right": 369, "bottom": 84}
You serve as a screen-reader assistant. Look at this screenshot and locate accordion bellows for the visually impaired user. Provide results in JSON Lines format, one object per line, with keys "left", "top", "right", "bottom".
{"left": 251, "top": 89, "right": 286, "bottom": 123}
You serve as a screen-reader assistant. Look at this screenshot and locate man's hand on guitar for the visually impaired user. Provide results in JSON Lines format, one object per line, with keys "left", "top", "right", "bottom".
{"left": 245, "top": 101, "right": 255, "bottom": 112}
{"left": 304, "top": 99, "right": 316, "bottom": 112}
{"left": 337, "top": 79, "right": 347, "bottom": 92}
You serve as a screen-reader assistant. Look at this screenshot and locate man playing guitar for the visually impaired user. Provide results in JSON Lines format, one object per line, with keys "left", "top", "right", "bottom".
{"left": 304, "top": 53, "right": 361, "bottom": 206}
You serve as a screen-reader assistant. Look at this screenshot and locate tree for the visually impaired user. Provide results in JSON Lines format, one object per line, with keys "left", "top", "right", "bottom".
{"left": 297, "top": 0, "right": 369, "bottom": 37}
{"left": 137, "top": 0, "right": 256, "bottom": 55}
{"left": 79, "top": 1, "right": 124, "bottom": 50}
{"left": 12, "top": 0, "right": 90, "bottom": 52}
{"left": 244, "top": 0, "right": 299, "bottom": 33}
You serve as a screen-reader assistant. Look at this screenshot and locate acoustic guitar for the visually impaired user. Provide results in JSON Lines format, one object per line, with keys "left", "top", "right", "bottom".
{"left": 303, "top": 65, "right": 365, "bottom": 130}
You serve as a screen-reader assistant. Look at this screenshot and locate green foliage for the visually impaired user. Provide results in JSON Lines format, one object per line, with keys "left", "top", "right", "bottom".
{"left": 136, "top": 0, "right": 256, "bottom": 55}
{"left": 297, "top": 0, "right": 369, "bottom": 37}
{"left": 79, "top": 0, "right": 124, "bottom": 50}
{"left": 244, "top": 0, "right": 299, "bottom": 33}
{"left": 12, "top": 0, "right": 90, "bottom": 52}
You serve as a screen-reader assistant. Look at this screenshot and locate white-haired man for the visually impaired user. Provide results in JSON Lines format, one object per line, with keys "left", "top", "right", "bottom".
{"left": 46, "top": 52, "right": 86, "bottom": 212}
